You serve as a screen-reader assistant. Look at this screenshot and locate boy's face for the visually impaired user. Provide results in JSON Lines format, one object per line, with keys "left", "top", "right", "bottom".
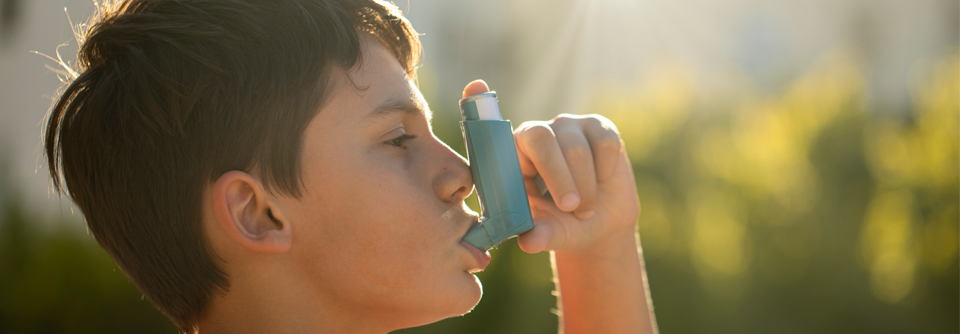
{"left": 275, "top": 35, "right": 485, "bottom": 327}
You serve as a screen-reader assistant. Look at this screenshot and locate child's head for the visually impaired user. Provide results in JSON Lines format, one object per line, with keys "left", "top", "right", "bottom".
{"left": 46, "top": 0, "right": 483, "bottom": 332}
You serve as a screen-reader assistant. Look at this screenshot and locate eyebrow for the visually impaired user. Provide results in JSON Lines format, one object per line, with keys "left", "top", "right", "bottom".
{"left": 361, "top": 96, "right": 433, "bottom": 126}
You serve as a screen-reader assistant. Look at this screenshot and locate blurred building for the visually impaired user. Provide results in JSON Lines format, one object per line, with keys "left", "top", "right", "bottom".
{"left": 0, "top": 0, "right": 957, "bottom": 221}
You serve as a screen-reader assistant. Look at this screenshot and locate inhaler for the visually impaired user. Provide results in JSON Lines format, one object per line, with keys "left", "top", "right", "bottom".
{"left": 459, "top": 92, "right": 535, "bottom": 250}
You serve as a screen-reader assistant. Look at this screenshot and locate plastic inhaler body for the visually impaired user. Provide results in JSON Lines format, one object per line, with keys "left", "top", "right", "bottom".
{"left": 459, "top": 92, "right": 534, "bottom": 250}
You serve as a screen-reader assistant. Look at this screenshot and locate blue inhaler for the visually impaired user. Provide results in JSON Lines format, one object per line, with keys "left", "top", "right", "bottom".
{"left": 459, "top": 92, "right": 535, "bottom": 250}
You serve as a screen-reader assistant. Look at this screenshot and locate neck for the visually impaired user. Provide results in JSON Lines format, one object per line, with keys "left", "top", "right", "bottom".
{"left": 197, "top": 266, "right": 390, "bottom": 334}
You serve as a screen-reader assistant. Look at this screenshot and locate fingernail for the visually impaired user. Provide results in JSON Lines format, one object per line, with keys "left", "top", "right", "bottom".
{"left": 576, "top": 210, "right": 595, "bottom": 220}
{"left": 559, "top": 193, "right": 580, "bottom": 211}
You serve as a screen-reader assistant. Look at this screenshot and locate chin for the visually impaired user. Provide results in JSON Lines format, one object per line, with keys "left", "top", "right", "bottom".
{"left": 435, "top": 272, "right": 486, "bottom": 318}
{"left": 453, "top": 273, "right": 484, "bottom": 316}
{"left": 435, "top": 272, "right": 484, "bottom": 317}
{"left": 392, "top": 274, "right": 484, "bottom": 331}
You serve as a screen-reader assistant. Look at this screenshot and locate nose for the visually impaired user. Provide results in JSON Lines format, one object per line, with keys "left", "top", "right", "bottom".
{"left": 430, "top": 135, "right": 474, "bottom": 203}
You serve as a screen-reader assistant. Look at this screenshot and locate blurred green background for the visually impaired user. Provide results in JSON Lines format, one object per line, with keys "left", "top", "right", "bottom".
{"left": 1, "top": 0, "right": 958, "bottom": 333}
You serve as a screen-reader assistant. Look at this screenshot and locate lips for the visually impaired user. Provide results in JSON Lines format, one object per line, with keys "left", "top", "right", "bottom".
{"left": 456, "top": 213, "right": 490, "bottom": 272}
{"left": 460, "top": 240, "right": 491, "bottom": 272}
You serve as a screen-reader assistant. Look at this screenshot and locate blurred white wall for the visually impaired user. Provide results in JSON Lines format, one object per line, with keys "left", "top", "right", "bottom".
{"left": 0, "top": 0, "right": 956, "bottom": 222}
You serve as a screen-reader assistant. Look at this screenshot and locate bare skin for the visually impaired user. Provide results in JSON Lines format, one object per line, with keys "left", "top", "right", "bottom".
{"left": 197, "top": 35, "right": 657, "bottom": 334}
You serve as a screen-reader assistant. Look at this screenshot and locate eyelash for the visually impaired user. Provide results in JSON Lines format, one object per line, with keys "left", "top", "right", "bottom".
{"left": 386, "top": 133, "right": 417, "bottom": 150}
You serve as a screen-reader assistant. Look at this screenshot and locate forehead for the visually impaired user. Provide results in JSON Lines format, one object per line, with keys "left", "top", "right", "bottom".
{"left": 320, "top": 35, "right": 420, "bottom": 123}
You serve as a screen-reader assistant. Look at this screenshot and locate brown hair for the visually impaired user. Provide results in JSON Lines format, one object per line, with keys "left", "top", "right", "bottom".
{"left": 43, "top": 0, "right": 420, "bottom": 332}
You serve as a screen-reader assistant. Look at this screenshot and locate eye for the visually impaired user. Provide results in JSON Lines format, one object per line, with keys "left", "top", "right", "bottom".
{"left": 386, "top": 133, "right": 418, "bottom": 150}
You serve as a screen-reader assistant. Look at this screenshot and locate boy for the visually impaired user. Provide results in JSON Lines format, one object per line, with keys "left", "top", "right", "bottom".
{"left": 44, "top": 0, "right": 658, "bottom": 333}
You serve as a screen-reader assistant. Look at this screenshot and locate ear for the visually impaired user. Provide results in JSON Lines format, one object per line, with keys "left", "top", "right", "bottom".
{"left": 211, "top": 171, "right": 292, "bottom": 253}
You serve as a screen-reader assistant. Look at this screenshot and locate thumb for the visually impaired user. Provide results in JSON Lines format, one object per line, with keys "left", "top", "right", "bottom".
{"left": 463, "top": 79, "right": 491, "bottom": 98}
{"left": 517, "top": 193, "right": 574, "bottom": 253}
{"left": 516, "top": 217, "right": 566, "bottom": 254}
{"left": 517, "top": 192, "right": 602, "bottom": 254}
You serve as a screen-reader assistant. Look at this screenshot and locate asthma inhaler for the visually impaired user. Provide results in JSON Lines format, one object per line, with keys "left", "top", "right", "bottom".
{"left": 459, "top": 92, "right": 535, "bottom": 250}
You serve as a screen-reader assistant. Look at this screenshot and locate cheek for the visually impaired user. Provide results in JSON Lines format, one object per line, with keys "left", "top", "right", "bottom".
{"left": 297, "top": 159, "right": 452, "bottom": 287}
{"left": 290, "top": 145, "right": 479, "bottom": 318}
{"left": 341, "top": 186, "right": 444, "bottom": 284}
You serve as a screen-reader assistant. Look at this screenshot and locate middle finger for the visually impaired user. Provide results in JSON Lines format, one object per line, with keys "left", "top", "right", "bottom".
{"left": 551, "top": 121, "right": 597, "bottom": 218}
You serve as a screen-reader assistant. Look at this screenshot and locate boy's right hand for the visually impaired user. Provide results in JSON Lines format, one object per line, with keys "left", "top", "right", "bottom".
{"left": 462, "top": 80, "right": 641, "bottom": 256}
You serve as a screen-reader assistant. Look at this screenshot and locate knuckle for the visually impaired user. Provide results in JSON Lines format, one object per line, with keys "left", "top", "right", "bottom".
{"left": 582, "top": 115, "right": 604, "bottom": 127}
{"left": 605, "top": 121, "right": 621, "bottom": 135}
{"left": 587, "top": 113, "right": 611, "bottom": 123}
{"left": 595, "top": 134, "right": 622, "bottom": 154}
{"left": 590, "top": 115, "right": 620, "bottom": 134}
{"left": 551, "top": 113, "right": 589, "bottom": 128}
{"left": 552, "top": 113, "right": 577, "bottom": 122}
{"left": 520, "top": 123, "right": 555, "bottom": 145}
{"left": 562, "top": 143, "right": 593, "bottom": 162}
{"left": 549, "top": 118, "right": 573, "bottom": 129}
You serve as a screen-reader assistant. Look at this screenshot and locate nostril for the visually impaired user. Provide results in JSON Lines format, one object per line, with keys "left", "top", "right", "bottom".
{"left": 453, "top": 185, "right": 471, "bottom": 200}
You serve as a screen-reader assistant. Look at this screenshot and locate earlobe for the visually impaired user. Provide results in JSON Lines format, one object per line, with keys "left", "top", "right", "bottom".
{"left": 212, "top": 171, "right": 292, "bottom": 254}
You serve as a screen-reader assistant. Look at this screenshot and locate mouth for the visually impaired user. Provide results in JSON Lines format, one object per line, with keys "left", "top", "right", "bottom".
{"left": 460, "top": 239, "right": 491, "bottom": 273}
{"left": 459, "top": 214, "right": 490, "bottom": 272}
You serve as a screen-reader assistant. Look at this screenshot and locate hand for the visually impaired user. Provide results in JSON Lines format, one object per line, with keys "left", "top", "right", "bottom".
{"left": 462, "top": 80, "right": 641, "bottom": 255}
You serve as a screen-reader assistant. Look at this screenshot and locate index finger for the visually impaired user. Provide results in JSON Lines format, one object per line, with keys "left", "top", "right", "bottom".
{"left": 515, "top": 122, "right": 581, "bottom": 212}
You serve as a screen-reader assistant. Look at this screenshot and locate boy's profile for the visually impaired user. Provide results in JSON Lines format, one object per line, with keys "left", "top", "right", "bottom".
{"left": 43, "top": 0, "right": 658, "bottom": 333}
